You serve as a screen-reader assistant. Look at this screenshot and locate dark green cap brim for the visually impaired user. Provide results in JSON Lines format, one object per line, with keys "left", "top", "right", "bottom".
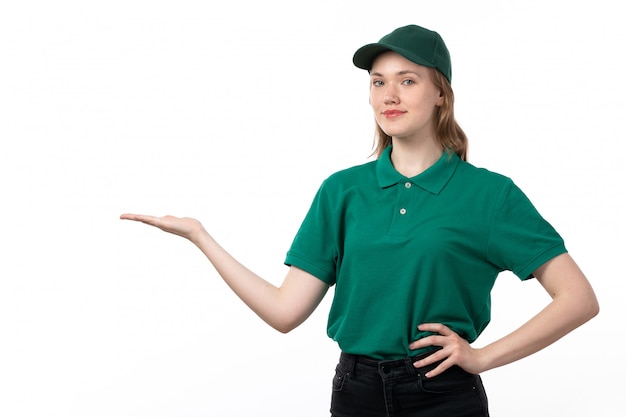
{"left": 352, "top": 25, "right": 452, "bottom": 84}
{"left": 353, "top": 43, "right": 439, "bottom": 72}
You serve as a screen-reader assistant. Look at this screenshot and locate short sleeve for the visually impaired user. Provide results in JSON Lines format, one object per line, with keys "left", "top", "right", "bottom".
{"left": 486, "top": 179, "right": 567, "bottom": 280}
{"left": 284, "top": 179, "right": 339, "bottom": 285}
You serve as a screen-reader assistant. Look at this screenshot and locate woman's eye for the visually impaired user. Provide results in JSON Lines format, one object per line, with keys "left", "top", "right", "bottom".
{"left": 402, "top": 79, "right": 415, "bottom": 85}
{"left": 372, "top": 80, "right": 383, "bottom": 87}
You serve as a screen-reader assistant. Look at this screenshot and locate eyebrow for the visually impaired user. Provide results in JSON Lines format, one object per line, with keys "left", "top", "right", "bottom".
{"left": 370, "top": 70, "right": 423, "bottom": 78}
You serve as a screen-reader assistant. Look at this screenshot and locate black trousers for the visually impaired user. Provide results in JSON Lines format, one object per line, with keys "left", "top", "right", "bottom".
{"left": 330, "top": 351, "right": 489, "bottom": 417}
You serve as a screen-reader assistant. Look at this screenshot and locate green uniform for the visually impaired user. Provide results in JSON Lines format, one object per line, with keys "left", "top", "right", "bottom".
{"left": 285, "top": 146, "right": 566, "bottom": 360}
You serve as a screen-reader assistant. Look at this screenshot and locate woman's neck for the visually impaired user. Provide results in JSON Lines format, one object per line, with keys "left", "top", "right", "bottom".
{"left": 389, "top": 137, "right": 443, "bottom": 178}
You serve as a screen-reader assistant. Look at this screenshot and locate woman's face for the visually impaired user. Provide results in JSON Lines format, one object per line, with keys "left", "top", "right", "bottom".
{"left": 369, "top": 51, "right": 443, "bottom": 142}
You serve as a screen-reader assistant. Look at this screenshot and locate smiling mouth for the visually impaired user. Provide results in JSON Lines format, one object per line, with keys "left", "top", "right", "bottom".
{"left": 383, "top": 110, "right": 405, "bottom": 118}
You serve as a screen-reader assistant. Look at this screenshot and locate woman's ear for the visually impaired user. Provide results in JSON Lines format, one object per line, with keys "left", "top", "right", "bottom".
{"left": 436, "top": 90, "right": 444, "bottom": 106}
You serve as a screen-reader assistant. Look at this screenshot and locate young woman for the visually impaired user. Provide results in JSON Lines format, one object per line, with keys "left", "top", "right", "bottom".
{"left": 121, "top": 24, "right": 599, "bottom": 417}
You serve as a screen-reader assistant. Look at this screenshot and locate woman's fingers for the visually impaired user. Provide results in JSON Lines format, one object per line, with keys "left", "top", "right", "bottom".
{"left": 120, "top": 213, "right": 156, "bottom": 223}
{"left": 120, "top": 213, "right": 199, "bottom": 238}
{"left": 417, "top": 322, "right": 453, "bottom": 335}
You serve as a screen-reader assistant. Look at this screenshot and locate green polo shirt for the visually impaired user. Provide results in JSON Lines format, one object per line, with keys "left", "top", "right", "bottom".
{"left": 285, "top": 146, "right": 566, "bottom": 360}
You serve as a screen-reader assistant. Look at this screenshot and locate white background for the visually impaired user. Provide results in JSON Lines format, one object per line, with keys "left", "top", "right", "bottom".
{"left": 1, "top": 1, "right": 624, "bottom": 416}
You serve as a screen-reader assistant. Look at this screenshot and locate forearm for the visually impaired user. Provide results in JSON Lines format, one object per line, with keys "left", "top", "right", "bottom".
{"left": 412, "top": 254, "right": 599, "bottom": 378}
{"left": 120, "top": 213, "right": 327, "bottom": 332}
{"left": 190, "top": 230, "right": 290, "bottom": 330}
{"left": 479, "top": 256, "right": 599, "bottom": 372}
{"left": 190, "top": 228, "right": 331, "bottom": 333}
{"left": 480, "top": 293, "right": 597, "bottom": 371}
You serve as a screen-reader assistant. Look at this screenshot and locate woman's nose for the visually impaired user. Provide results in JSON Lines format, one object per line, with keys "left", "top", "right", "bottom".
{"left": 383, "top": 85, "right": 399, "bottom": 104}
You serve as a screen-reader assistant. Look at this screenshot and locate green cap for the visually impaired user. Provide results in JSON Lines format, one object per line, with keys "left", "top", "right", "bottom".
{"left": 353, "top": 24, "right": 452, "bottom": 84}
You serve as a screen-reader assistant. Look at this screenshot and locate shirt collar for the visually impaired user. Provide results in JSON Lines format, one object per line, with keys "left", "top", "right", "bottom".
{"left": 376, "top": 145, "right": 460, "bottom": 194}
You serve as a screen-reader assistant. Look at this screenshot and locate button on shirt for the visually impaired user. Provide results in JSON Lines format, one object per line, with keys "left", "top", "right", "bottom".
{"left": 285, "top": 146, "right": 566, "bottom": 360}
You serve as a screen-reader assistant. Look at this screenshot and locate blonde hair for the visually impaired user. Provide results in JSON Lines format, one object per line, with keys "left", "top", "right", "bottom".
{"left": 371, "top": 68, "right": 468, "bottom": 161}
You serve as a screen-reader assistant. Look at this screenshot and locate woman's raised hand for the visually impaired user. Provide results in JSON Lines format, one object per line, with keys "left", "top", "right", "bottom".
{"left": 120, "top": 213, "right": 206, "bottom": 243}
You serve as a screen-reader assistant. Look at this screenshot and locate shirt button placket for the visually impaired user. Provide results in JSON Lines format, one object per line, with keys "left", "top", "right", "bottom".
{"left": 389, "top": 180, "right": 414, "bottom": 236}
{"left": 400, "top": 182, "right": 412, "bottom": 215}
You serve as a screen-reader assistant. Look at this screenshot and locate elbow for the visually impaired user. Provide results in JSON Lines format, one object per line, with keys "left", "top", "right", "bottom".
{"left": 585, "top": 285, "right": 600, "bottom": 321}
{"left": 588, "top": 297, "right": 600, "bottom": 321}
{"left": 577, "top": 292, "right": 600, "bottom": 325}
{"left": 272, "top": 309, "right": 311, "bottom": 334}
{"left": 263, "top": 310, "right": 304, "bottom": 334}
{"left": 261, "top": 320, "right": 293, "bottom": 334}
{"left": 275, "top": 326, "right": 295, "bottom": 334}
{"left": 273, "top": 317, "right": 304, "bottom": 334}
